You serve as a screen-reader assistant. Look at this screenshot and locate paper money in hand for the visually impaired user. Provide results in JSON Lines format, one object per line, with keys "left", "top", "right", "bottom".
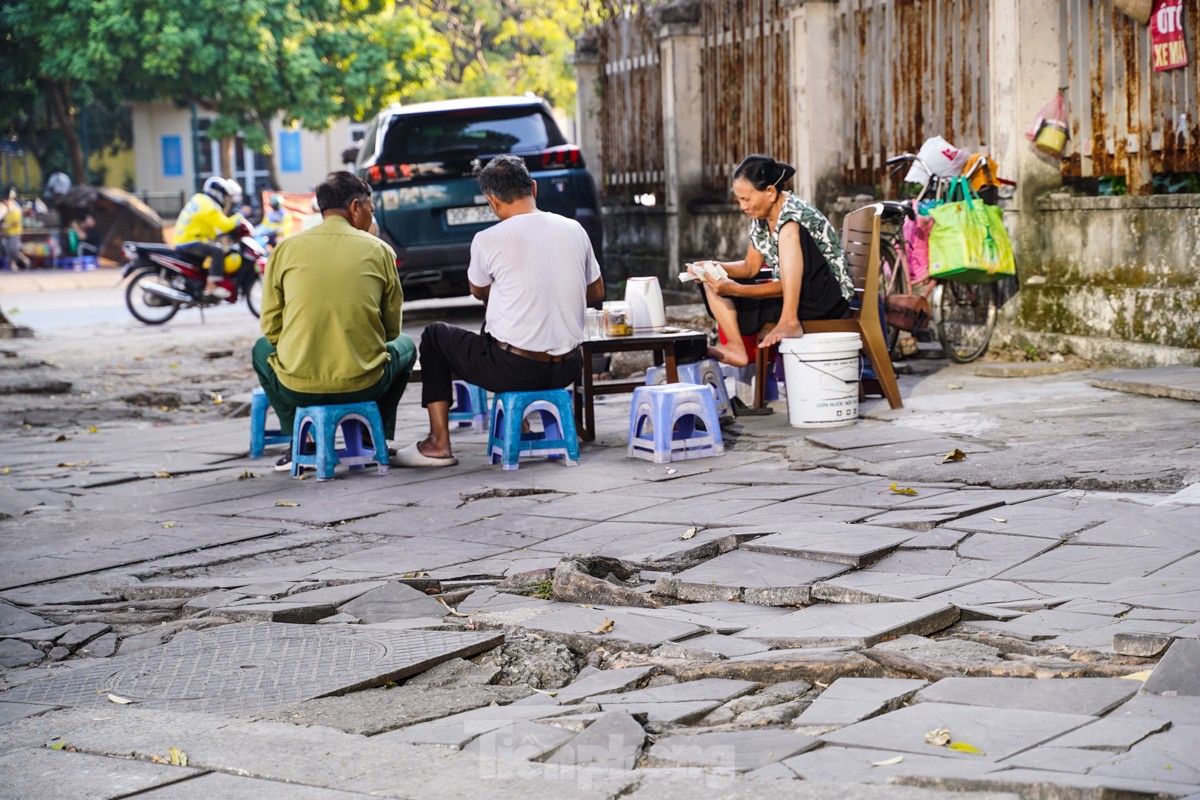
{"left": 680, "top": 261, "right": 728, "bottom": 283}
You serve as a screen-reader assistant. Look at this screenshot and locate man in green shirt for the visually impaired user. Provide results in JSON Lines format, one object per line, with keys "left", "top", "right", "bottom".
{"left": 252, "top": 171, "right": 415, "bottom": 471}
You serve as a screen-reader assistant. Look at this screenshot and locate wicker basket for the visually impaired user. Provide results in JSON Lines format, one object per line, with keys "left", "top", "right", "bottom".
{"left": 1113, "top": 0, "right": 1152, "bottom": 25}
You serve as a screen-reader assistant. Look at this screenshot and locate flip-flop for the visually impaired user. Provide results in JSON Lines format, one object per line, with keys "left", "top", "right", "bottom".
{"left": 731, "top": 396, "right": 774, "bottom": 416}
{"left": 391, "top": 442, "right": 458, "bottom": 468}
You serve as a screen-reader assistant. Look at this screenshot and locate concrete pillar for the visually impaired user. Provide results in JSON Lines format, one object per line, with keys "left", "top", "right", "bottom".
{"left": 659, "top": 1, "right": 704, "bottom": 276}
{"left": 572, "top": 32, "right": 604, "bottom": 191}
{"left": 786, "top": 0, "right": 843, "bottom": 210}
{"left": 989, "top": 0, "right": 1062, "bottom": 222}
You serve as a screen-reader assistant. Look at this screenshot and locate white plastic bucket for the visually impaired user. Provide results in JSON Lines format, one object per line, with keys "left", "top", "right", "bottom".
{"left": 779, "top": 332, "right": 862, "bottom": 428}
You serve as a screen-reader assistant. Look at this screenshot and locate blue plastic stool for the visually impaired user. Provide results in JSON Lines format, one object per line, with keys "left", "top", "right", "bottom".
{"left": 291, "top": 402, "right": 390, "bottom": 481}
{"left": 449, "top": 380, "right": 489, "bottom": 432}
{"left": 249, "top": 388, "right": 292, "bottom": 459}
{"left": 58, "top": 255, "right": 97, "bottom": 271}
{"left": 627, "top": 382, "right": 725, "bottom": 463}
{"left": 645, "top": 358, "right": 734, "bottom": 419}
{"left": 487, "top": 389, "right": 579, "bottom": 470}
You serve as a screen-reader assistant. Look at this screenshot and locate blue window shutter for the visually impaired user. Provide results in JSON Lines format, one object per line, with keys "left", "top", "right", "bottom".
{"left": 280, "top": 130, "right": 302, "bottom": 173}
{"left": 162, "top": 136, "right": 183, "bottom": 176}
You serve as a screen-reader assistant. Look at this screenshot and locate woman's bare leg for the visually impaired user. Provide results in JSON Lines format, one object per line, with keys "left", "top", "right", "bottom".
{"left": 760, "top": 237, "right": 806, "bottom": 347}
{"left": 703, "top": 284, "right": 750, "bottom": 366}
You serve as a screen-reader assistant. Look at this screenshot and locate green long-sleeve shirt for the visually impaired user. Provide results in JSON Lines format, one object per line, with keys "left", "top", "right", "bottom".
{"left": 260, "top": 215, "right": 402, "bottom": 393}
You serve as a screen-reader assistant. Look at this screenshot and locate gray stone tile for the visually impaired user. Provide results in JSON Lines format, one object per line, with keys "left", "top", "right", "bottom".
{"left": 0, "top": 701, "right": 57, "bottom": 726}
{"left": 947, "top": 502, "right": 1110, "bottom": 540}
{"left": 1141, "top": 638, "right": 1200, "bottom": 697}
{"left": 914, "top": 677, "right": 1137, "bottom": 716}
{"left": 1049, "top": 715, "right": 1171, "bottom": 751}
{"left": 425, "top": 553, "right": 563, "bottom": 581}
{"left": 1088, "top": 723, "right": 1200, "bottom": 787}
{"left": 781, "top": 745, "right": 999, "bottom": 784}
{"left": 1051, "top": 618, "right": 1191, "bottom": 653}
{"left": 740, "top": 523, "right": 916, "bottom": 566}
{"left": 870, "top": 635, "right": 1002, "bottom": 664}
{"left": 0, "top": 622, "right": 502, "bottom": 713}
{"left": 962, "top": 610, "right": 1119, "bottom": 642}
{"left": 734, "top": 601, "right": 959, "bottom": 648}
{"left": 723, "top": 501, "right": 875, "bottom": 527}
{"left": 1087, "top": 575, "right": 1200, "bottom": 613}
{"left": 922, "top": 580, "right": 1072, "bottom": 609}
{"left": 898, "top": 528, "right": 972, "bottom": 549}
{"left": 1151, "top": 551, "right": 1200, "bottom": 580}
{"left": 0, "top": 640, "right": 43, "bottom": 667}
{"left": 622, "top": 602, "right": 789, "bottom": 634}
{"left": 542, "top": 709, "right": 645, "bottom": 769}
{"left": 998, "top": 545, "right": 1191, "bottom": 583}
{"left": 429, "top": 514, "right": 596, "bottom": 549}
{"left": 1111, "top": 695, "right": 1200, "bottom": 727}
{"left": 865, "top": 549, "right": 960, "bottom": 576}
{"left": 376, "top": 703, "right": 593, "bottom": 748}
{"left": 794, "top": 678, "right": 929, "bottom": 726}
{"left": 594, "top": 700, "right": 722, "bottom": 724}
{"left": 0, "top": 585, "right": 114, "bottom": 606}
{"left": 608, "top": 496, "right": 781, "bottom": 526}
{"left": 948, "top": 767, "right": 1200, "bottom": 798}
{"left": 590, "top": 677, "right": 758, "bottom": 706}
{"left": 515, "top": 666, "right": 654, "bottom": 706}
{"left": 213, "top": 601, "right": 336, "bottom": 624}
{"left": 652, "top": 633, "right": 773, "bottom": 660}
{"left": 859, "top": 507, "right": 987, "bottom": 532}
{"left": 134, "top": 771, "right": 383, "bottom": 799}
{"left": 812, "top": 573, "right": 977, "bottom": 604}
{"left": 805, "top": 425, "right": 931, "bottom": 451}
{"left": 337, "top": 582, "right": 446, "bottom": 623}
{"left": 0, "top": 747, "right": 202, "bottom": 800}
{"left": 462, "top": 719, "right": 578, "bottom": 761}
{"left": 832, "top": 438, "right": 994, "bottom": 464}
{"left": 955, "top": 533, "right": 1060, "bottom": 563}
{"left": 528, "top": 520, "right": 735, "bottom": 563}
{"left": 646, "top": 729, "right": 819, "bottom": 772}
{"left": 521, "top": 492, "right": 667, "bottom": 521}
{"left": 1091, "top": 366, "right": 1200, "bottom": 401}
{"left": 659, "top": 550, "right": 849, "bottom": 605}
{"left": 512, "top": 606, "right": 703, "bottom": 653}
{"left": 998, "top": 746, "right": 1116, "bottom": 772}
{"left": 1074, "top": 506, "right": 1200, "bottom": 550}
{"left": 821, "top": 702, "right": 1096, "bottom": 761}
{"left": 801, "top": 481, "right": 961, "bottom": 510}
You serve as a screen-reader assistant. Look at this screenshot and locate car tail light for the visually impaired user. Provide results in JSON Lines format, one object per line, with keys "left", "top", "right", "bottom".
{"left": 368, "top": 164, "right": 413, "bottom": 184}
{"left": 367, "top": 165, "right": 382, "bottom": 183}
{"left": 539, "top": 145, "right": 584, "bottom": 169}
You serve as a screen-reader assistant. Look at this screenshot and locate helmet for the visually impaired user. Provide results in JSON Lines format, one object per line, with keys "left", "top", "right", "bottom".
{"left": 225, "top": 180, "right": 244, "bottom": 208}
{"left": 269, "top": 195, "right": 282, "bottom": 210}
{"left": 202, "top": 176, "right": 237, "bottom": 210}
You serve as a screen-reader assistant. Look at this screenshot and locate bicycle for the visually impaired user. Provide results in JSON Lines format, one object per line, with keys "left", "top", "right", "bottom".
{"left": 875, "top": 152, "right": 1004, "bottom": 364}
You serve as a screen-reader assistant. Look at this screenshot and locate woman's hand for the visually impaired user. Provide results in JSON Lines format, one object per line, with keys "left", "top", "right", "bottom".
{"left": 709, "top": 277, "right": 741, "bottom": 297}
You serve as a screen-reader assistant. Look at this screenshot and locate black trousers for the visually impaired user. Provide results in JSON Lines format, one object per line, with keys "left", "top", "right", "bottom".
{"left": 419, "top": 322, "right": 582, "bottom": 407}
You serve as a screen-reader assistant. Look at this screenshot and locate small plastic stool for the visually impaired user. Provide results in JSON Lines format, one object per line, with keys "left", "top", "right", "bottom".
{"left": 645, "top": 358, "right": 733, "bottom": 419}
{"left": 249, "top": 387, "right": 292, "bottom": 458}
{"left": 449, "top": 380, "right": 489, "bottom": 432}
{"left": 291, "top": 402, "right": 390, "bottom": 481}
{"left": 58, "top": 255, "right": 97, "bottom": 271}
{"left": 487, "top": 389, "right": 579, "bottom": 470}
{"left": 627, "top": 382, "right": 725, "bottom": 463}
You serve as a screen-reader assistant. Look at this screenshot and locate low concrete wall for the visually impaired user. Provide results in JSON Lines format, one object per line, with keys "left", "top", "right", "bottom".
{"left": 600, "top": 203, "right": 671, "bottom": 299}
{"left": 994, "top": 194, "right": 1200, "bottom": 367}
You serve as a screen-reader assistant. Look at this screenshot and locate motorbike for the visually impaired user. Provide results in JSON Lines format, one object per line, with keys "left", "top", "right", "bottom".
{"left": 121, "top": 219, "right": 267, "bottom": 325}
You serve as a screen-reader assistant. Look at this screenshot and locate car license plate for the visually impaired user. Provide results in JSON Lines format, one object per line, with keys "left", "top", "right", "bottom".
{"left": 446, "top": 205, "right": 498, "bottom": 226}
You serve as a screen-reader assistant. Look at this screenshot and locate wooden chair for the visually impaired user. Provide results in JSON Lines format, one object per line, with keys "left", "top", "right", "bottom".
{"left": 802, "top": 204, "right": 903, "bottom": 409}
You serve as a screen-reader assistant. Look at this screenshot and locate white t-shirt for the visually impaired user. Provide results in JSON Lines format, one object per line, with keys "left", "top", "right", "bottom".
{"left": 467, "top": 211, "right": 601, "bottom": 355}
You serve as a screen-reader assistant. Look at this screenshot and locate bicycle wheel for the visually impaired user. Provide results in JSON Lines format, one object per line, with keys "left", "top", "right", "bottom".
{"left": 933, "top": 280, "right": 997, "bottom": 363}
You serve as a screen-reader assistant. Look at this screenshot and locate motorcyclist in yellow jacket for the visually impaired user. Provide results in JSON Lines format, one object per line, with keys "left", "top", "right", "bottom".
{"left": 175, "top": 176, "right": 243, "bottom": 299}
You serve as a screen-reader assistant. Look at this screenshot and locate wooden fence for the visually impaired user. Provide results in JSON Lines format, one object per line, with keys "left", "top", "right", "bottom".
{"left": 598, "top": 7, "right": 665, "bottom": 200}
{"left": 1061, "top": 0, "right": 1200, "bottom": 193}
{"left": 839, "top": 0, "right": 990, "bottom": 191}
{"left": 699, "top": 0, "right": 792, "bottom": 193}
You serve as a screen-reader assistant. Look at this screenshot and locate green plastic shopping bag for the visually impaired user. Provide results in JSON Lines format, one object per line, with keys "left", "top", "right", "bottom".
{"left": 927, "top": 178, "right": 1015, "bottom": 284}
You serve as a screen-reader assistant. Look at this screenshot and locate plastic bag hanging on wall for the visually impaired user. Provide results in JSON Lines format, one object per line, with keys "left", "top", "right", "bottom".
{"left": 1151, "top": 0, "right": 1188, "bottom": 71}
{"left": 1026, "top": 91, "right": 1070, "bottom": 157}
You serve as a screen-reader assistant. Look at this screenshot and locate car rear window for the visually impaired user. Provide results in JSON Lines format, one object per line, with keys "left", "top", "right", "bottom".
{"left": 377, "top": 107, "right": 560, "bottom": 164}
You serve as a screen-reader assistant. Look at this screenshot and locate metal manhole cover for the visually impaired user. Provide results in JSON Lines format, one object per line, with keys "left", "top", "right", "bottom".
{"left": 1, "top": 622, "right": 502, "bottom": 713}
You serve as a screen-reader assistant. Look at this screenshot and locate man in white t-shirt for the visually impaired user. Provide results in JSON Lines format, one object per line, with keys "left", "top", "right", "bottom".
{"left": 393, "top": 155, "right": 604, "bottom": 468}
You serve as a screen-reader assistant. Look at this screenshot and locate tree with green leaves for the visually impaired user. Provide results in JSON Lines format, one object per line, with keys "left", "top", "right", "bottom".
{"left": 2, "top": 0, "right": 442, "bottom": 187}
{"left": 411, "top": 0, "right": 602, "bottom": 112}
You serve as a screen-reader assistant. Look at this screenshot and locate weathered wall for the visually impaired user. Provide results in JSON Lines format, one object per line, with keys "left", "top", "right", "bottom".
{"left": 600, "top": 204, "right": 673, "bottom": 297}
{"left": 993, "top": 195, "right": 1200, "bottom": 366}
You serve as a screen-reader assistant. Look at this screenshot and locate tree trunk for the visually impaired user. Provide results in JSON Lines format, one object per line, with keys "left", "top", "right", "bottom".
{"left": 43, "top": 80, "right": 86, "bottom": 183}
{"left": 218, "top": 137, "right": 235, "bottom": 179}
{"left": 258, "top": 117, "right": 281, "bottom": 191}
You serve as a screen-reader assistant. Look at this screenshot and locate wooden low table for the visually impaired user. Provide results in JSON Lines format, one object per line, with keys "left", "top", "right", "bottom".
{"left": 574, "top": 328, "right": 708, "bottom": 442}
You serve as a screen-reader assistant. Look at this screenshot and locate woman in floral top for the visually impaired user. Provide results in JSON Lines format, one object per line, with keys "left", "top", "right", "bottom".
{"left": 690, "top": 154, "right": 853, "bottom": 366}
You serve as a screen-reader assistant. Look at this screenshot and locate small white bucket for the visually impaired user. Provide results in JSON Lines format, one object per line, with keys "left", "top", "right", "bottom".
{"left": 779, "top": 332, "right": 862, "bottom": 428}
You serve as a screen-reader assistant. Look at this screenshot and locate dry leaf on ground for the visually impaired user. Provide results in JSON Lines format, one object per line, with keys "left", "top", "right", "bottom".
{"left": 941, "top": 449, "right": 966, "bottom": 464}
{"left": 237, "top": 470, "right": 257, "bottom": 480}
{"left": 168, "top": 747, "right": 188, "bottom": 766}
{"left": 924, "top": 727, "right": 951, "bottom": 746}
{"left": 57, "top": 461, "right": 92, "bottom": 468}
{"left": 154, "top": 471, "right": 172, "bottom": 479}
{"left": 106, "top": 693, "right": 133, "bottom": 705}
{"left": 591, "top": 618, "right": 615, "bottom": 634}
{"left": 437, "top": 598, "right": 470, "bottom": 618}
{"left": 275, "top": 500, "right": 299, "bottom": 507}
{"left": 162, "top": 521, "right": 176, "bottom": 529}
{"left": 870, "top": 755, "right": 904, "bottom": 766}
{"left": 889, "top": 482, "right": 918, "bottom": 496}
{"left": 54, "top": 434, "right": 69, "bottom": 442}
{"left": 947, "top": 741, "right": 984, "bottom": 754}
{"left": 680, "top": 527, "right": 698, "bottom": 540}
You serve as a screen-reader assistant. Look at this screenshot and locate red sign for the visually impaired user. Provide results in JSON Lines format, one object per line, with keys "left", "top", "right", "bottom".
{"left": 1151, "top": 0, "right": 1188, "bottom": 72}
